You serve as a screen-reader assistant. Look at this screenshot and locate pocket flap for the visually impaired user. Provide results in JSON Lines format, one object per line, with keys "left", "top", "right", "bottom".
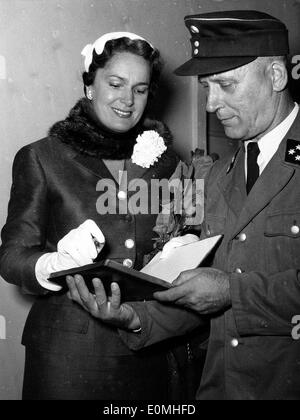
{"left": 25, "top": 300, "right": 89, "bottom": 334}
{"left": 265, "top": 212, "right": 300, "bottom": 238}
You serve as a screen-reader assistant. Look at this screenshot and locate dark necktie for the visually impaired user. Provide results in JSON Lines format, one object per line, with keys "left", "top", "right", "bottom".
{"left": 246, "top": 142, "right": 260, "bottom": 194}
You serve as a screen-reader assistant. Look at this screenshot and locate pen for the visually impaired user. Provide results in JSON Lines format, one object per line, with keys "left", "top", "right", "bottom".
{"left": 91, "top": 235, "right": 104, "bottom": 254}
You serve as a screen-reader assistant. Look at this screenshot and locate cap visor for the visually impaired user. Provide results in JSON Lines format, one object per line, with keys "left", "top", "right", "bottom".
{"left": 174, "top": 56, "right": 257, "bottom": 76}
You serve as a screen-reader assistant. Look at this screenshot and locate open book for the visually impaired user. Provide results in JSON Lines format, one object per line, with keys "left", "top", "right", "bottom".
{"left": 49, "top": 235, "right": 222, "bottom": 301}
{"left": 141, "top": 235, "right": 222, "bottom": 283}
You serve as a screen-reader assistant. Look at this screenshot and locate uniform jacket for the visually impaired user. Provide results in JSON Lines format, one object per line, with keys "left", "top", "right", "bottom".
{"left": 120, "top": 113, "right": 300, "bottom": 400}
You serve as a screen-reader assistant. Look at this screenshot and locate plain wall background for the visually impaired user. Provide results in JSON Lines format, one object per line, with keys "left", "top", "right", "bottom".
{"left": 0, "top": 0, "right": 299, "bottom": 400}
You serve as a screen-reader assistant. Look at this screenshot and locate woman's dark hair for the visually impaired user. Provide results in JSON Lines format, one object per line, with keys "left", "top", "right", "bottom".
{"left": 82, "top": 37, "right": 162, "bottom": 100}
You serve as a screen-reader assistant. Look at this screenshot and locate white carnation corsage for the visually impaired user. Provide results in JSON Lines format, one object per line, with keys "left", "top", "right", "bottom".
{"left": 131, "top": 130, "right": 167, "bottom": 168}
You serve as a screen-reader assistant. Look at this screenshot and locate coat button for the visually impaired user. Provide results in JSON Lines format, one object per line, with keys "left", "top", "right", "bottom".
{"left": 235, "top": 268, "right": 243, "bottom": 274}
{"left": 125, "top": 239, "right": 135, "bottom": 249}
{"left": 238, "top": 233, "right": 247, "bottom": 242}
{"left": 118, "top": 191, "right": 127, "bottom": 200}
{"left": 230, "top": 338, "right": 239, "bottom": 348}
{"left": 123, "top": 259, "right": 133, "bottom": 268}
{"left": 291, "top": 225, "right": 300, "bottom": 235}
{"left": 194, "top": 41, "right": 200, "bottom": 47}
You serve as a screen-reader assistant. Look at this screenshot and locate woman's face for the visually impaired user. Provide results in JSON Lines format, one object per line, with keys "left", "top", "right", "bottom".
{"left": 90, "top": 52, "right": 151, "bottom": 133}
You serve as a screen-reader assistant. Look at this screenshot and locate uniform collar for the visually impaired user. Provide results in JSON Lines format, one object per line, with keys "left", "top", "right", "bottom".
{"left": 244, "top": 103, "right": 299, "bottom": 175}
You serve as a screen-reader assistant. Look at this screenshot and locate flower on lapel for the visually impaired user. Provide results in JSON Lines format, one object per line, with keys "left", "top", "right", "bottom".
{"left": 131, "top": 130, "right": 167, "bottom": 168}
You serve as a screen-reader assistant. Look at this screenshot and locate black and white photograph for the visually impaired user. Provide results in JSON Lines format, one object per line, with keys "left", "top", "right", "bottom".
{"left": 0, "top": 0, "right": 300, "bottom": 403}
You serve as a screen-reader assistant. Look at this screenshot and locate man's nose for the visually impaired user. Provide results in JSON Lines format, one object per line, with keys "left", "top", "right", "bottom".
{"left": 206, "top": 87, "right": 221, "bottom": 113}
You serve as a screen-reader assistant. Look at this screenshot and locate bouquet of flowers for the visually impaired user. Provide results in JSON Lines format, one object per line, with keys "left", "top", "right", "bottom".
{"left": 144, "top": 149, "right": 215, "bottom": 264}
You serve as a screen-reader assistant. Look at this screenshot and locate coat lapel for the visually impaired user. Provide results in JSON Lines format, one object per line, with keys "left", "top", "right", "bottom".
{"left": 123, "top": 159, "right": 150, "bottom": 193}
{"left": 73, "top": 152, "right": 152, "bottom": 191}
{"left": 73, "top": 153, "right": 117, "bottom": 183}
{"left": 231, "top": 136, "right": 295, "bottom": 239}
{"left": 217, "top": 147, "right": 247, "bottom": 218}
{"left": 125, "top": 159, "right": 148, "bottom": 183}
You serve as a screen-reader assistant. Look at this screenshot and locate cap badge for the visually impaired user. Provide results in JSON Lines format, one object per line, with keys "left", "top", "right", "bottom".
{"left": 285, "top": 139, "right": 300, "bottom": 166}
{"left": 190, "top": 25, "right": 200, "bottom": 34}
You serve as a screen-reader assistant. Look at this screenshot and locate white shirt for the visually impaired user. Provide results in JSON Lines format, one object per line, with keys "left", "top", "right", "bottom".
{"left": 244, "top": 103, "right": 299, "bottom": 179}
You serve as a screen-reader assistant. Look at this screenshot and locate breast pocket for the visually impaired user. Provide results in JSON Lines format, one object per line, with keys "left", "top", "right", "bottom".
{"left": 264, "top": 211, "right": 300, "bottom": 272}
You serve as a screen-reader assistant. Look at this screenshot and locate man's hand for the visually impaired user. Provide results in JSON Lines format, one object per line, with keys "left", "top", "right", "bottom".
{"left": 66, "top": 275, "right": 141, "bottom": 331}
{"left": 154, "top": 268, "right": 231, "bottom": 315}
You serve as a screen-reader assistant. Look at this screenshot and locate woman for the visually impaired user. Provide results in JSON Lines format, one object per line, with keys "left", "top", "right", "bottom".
{"left": 0, "top": 32, "right": 180, "bottom": 400}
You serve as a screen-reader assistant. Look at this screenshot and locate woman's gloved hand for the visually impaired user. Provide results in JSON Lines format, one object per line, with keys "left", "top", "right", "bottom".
{"left": 35, "top": 220, "right": 105, "bottom": 291}
{"left": 160, "top": 234, "right": 199, "bottom": 259}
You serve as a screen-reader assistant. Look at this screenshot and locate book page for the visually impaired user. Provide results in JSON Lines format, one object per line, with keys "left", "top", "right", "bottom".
{"left": 141, "top": 235, "right": 222, "bottom": 283}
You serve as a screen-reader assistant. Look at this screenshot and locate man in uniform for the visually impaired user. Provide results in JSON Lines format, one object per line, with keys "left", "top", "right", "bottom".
{"left": 67, "top": 10, "right": 300, "bottom": 400}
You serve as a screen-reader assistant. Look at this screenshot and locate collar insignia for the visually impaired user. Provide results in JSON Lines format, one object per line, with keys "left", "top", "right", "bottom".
{"left": 285, "top": 139, "right": 300, "bottom": 166}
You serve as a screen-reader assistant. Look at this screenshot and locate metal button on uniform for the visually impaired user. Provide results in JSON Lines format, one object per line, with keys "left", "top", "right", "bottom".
{"left": 194, "top": 49, "right": 199, "bottom": 55}
{"left": 230, "top": 338, "right": 239, "bottom": 348}
{"left": 123, "top": 259, "right": 133, "bottom": 268}
{"left": 238, "top": 233, "right": 247, "bottom": 242}
{"left": 235, "top": 268, "right": 243, "bottom": 274}
{"left": 125, "top": 239, "right": 135, "bottom": 249}
{"left": 194, "top": 41, "right": 200, "bottom": 47}
{"left": 291, "top": 225, "right": 300, "bottom": 235}
{"left": 118, "top": 191, "right": 127, "bottom": 200}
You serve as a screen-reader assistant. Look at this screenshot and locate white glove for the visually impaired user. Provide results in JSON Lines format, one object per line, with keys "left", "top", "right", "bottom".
{"left": 160, "top": 234, "right": 199, "bottom": 259}
{"left": 35, "top": 220, "right": 105, "bottom": 291}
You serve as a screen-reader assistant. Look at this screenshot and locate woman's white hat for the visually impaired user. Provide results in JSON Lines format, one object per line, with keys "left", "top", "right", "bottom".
{"left": 81, "top": 32, "right": 154, "bottom": 72}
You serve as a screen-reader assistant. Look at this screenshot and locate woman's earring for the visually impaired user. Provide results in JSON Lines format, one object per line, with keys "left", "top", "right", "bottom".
{"left": 87, "top": 90, "right": 93, "bottom": 100}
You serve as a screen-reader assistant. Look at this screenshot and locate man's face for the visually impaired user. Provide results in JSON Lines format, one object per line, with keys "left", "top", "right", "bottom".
{"left": 199, "top": 59, "right": 279, "bottom": 141}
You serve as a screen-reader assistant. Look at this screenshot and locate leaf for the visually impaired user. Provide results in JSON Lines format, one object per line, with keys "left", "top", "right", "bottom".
{"left": 150, "top": 150, "right": 213, "bottom": 253}
{"left": 193, "top": 155, "right": 214, "bottom": 180}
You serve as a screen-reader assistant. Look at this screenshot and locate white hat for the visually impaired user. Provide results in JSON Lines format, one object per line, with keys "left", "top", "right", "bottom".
{"left": 81, "top": 32, "right": 154, "bottom": 72}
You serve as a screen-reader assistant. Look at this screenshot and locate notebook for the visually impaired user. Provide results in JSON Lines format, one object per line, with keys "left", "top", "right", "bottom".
{"left": 141, "top": 235, "right": 222, "bottom": 283}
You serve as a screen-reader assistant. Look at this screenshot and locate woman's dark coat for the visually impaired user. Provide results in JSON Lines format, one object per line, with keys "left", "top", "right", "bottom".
{"left": 0, "top": 99, "right": 190, "bottom": 400}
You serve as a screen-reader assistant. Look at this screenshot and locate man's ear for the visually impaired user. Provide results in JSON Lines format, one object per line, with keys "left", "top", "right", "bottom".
{"left": 270, "top": 60, "right": 288, "bottom": 92}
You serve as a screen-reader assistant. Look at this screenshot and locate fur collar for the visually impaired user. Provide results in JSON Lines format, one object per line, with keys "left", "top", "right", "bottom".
{"left": 49, "top": 98, "right": 172, "bottom": 160}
